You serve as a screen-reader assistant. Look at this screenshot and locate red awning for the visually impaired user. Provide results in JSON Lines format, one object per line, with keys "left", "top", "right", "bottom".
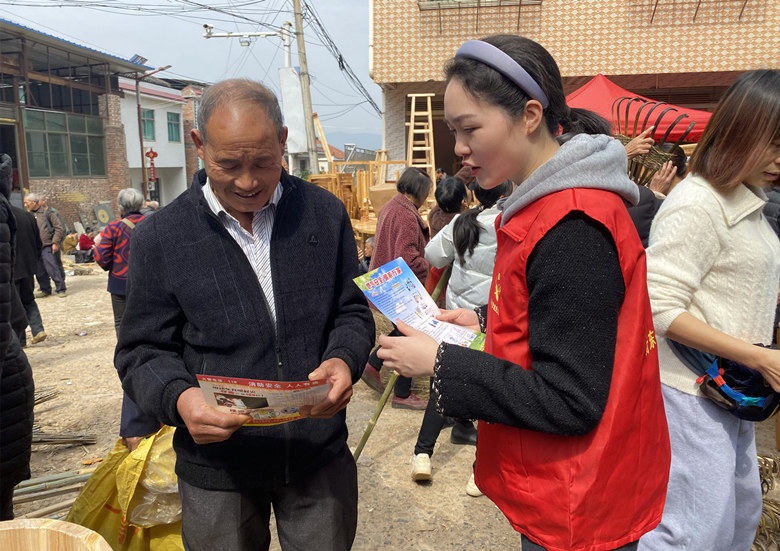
{"left": 566, "top": 74, "right": 711, "bottom": 143}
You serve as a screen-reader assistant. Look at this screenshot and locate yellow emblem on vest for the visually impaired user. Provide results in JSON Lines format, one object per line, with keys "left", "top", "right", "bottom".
{"left": 645, "top": 329, "right": 656, "bottom": 356}
{"left": 490, "top": 273, "right": 501, "bottom": 316}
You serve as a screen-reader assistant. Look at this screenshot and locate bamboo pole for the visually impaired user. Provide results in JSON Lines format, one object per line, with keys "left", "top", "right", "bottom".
{"left": 15, "top": 467, "right": 97, "bottom": 489}
{"left": 14, "top": 475, "right": 92, "bottom": 497}
{"left": 13, "top": 483, "right": 84, "bottom": 505}
{"left": 20, "top": 496, "right": 78, "bottom": 519}
{"left": 353, "top": 265, "right": 453, "bottom": 461}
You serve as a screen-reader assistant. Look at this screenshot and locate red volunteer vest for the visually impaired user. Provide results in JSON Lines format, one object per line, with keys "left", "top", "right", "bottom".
{"left": 477, "top": 188, "right": 670, "bottom": 551}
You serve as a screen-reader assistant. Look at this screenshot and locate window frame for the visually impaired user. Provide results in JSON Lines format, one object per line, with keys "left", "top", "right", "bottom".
{"left": 167, "top": 111, "right": 181, "bottom": 143}
{"left": 141, "top": 108, "right": 155, "bottom": 141}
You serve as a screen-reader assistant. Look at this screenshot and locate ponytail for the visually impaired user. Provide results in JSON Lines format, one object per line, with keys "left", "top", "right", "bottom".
{"left": 453, "top": 180, "right": 513, "bottom": 265}
{"left": 560, "top": 107, "right": 612, "bottom": 137}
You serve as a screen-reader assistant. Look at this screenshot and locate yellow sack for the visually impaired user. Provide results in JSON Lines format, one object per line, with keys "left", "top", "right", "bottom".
{"left": 67, "top": 426, "right": 183, "bottom": 551}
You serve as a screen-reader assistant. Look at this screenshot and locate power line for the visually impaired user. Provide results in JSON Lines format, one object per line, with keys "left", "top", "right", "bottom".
{"left": 301, "top": 1, "right": 381, "bottom": 116}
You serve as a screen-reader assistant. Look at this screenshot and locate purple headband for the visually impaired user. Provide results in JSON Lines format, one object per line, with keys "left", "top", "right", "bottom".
{"left": 455, "top": 40, "right": 549, "bottom": 109}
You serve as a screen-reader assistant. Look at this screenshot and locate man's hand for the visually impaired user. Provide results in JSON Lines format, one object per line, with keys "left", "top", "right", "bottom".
{"left": 377, "top": 320, "right": 439, "bottom": 378}
{"left": 624, "top": 126, "right": 655, "bottom": 159}
{"left": 176, "top": 387, "right": 250, "bottom": 444}
{"left": 299, "top": 358, "right": 353, "bottom": 418}
{"left": 51, "top": 242, "right": 59, "bottom": 253}
{"left": 123, "top": 435, "right": 150, "bottom": 452}
{"left": 436, "top": 308, "right": 480, "bottom": 332}
{"left": 648, "top": 160, "right": 676, "bottom": 196}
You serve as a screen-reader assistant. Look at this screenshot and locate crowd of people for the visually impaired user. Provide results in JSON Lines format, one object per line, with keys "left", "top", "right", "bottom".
{"left": 0, "top": 32, "right": 778, "bottom": 551}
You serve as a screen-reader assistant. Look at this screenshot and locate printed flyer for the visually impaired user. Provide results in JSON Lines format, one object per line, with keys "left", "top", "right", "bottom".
{"left": 196, "top": 375, "right": 330, "bottom": 426}
{"left": 354, "top": 257, "right": 485, "bottom": 350}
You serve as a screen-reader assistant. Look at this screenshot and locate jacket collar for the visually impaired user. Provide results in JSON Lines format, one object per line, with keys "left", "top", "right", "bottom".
{"left": 687, "top": 173, "right": 768, "bottom": 227}
{"left": 390, "top": 193, "right": 428, "bottom": 231}
{"left": 189, "top": 168, "right": 295, "bottom": 213}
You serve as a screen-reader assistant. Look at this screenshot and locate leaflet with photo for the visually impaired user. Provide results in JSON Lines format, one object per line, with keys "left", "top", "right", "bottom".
{"left": 354, "top": 257, "right": 485, "bottom": 350}
{"left": 196, "top": 375, "right": 330, "bottom": 426}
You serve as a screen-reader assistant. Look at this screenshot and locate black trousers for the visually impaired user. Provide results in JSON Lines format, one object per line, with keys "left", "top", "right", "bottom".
{"left": 521, "top": 535, "right": 638, "bottom": 551}
{"left": 414, "top": 377, "right": 473, "bottom": 456}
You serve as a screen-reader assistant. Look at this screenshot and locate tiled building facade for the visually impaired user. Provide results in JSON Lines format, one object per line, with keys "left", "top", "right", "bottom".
{"left": 370, "top": 0, "right": 780, "bottom": 173}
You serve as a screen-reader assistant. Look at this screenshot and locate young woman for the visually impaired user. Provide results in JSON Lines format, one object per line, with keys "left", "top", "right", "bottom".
{"left": 362, "top": 167, "right": 433, "bottom": 410}
{"left": 638, "top": 70, "right": 780, "bottom": 551}
{"left": 377, "top": 35, "right": 670, "bottom": 551}
{"left": 411, "top": 180, "right": 513, "bottom": 483}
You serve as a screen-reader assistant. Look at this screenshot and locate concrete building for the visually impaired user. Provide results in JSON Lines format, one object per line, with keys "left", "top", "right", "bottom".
{"left": 0, "top": 19, "right": 149, "bottom": 226}
{"left": 118, "top": 76, "right": 187, "bottom": 206}
{"left": 370, "top": 0, "right": 780, "bottom": 174}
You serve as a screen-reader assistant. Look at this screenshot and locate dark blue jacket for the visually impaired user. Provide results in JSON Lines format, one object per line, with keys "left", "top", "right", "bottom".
{"left": 116, "top": 169, "right": 374, "bottom": 490}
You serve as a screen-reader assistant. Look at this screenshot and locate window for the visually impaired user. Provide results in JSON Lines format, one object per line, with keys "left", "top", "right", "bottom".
{"left": 141, "top": 109, "right": 155, "bottom": 141}
{"left": 167, "top": 112, "right": 181, "bottom": 142}
{"left": 24, "top": 109, "right": 106, "bottom": 178}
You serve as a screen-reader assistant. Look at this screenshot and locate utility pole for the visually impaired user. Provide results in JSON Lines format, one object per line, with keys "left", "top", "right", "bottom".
{"left": 135, "top": 64, "right": 171, "bottom": 199}
{"left": 204, "top": 22, "right": 296, "bottom": 171}
{"left": 293, "top": 0, "right": 320, "bottom": 176}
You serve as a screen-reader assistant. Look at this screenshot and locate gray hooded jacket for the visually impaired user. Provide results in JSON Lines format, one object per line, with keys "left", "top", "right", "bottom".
{"left": 499, "top": 133, "right": 638, "bottom": 226}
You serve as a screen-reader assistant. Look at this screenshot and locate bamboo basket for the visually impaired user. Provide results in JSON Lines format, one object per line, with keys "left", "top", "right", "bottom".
{"left": 0, "top": 518, "right": 112, "bottom": 551}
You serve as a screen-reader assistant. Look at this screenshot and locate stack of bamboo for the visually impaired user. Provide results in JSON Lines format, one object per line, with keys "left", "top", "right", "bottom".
{"left": 14, "top": 468, "right": 97, "bottom": 519}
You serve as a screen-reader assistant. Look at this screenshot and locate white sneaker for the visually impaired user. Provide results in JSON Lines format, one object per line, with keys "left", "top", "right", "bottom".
{"left": 411, "top": 454, "right": 432, "bottom": 481}
{"left": 466, "top": 472, "right": 484, "bottom": 497}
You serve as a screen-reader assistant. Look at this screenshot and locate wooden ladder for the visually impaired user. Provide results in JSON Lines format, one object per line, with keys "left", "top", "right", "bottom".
{"left": 405, "top": 93, "right": 436, "bottom": 184}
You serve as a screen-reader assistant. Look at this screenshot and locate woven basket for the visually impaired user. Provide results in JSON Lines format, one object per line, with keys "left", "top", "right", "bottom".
{"left": 616, "top": 134, "right": 673, "bottom": 187}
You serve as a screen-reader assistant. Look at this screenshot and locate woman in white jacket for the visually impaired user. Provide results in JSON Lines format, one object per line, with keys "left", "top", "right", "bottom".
{"left": 410, "top": 179, "right": 513, "bottom": 483}
{"left": 426, "top": 180, "right": 512, "bottom": 310}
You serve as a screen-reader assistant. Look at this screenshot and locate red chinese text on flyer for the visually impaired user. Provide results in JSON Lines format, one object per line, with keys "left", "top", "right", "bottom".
{"left": 196, "top": 375, "right": 330, "bottom": 426}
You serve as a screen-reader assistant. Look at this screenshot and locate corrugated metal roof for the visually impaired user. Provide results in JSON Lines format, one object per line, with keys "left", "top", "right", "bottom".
{"left": 0, "top": 18, "right": 153, "bottom": 72}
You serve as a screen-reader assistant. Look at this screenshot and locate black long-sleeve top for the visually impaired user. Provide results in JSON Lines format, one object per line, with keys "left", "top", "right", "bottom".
{"left": 434, "top": 212, "right": 625, "bottom": 436}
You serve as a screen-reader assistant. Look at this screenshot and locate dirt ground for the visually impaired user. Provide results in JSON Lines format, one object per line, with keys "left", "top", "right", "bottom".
{"left": 15, "top": 269, "right": 780, "bottom": 550}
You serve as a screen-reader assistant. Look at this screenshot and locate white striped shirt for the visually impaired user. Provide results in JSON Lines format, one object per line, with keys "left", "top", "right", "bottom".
{"left": 202, "top": 179, "right": 282, "bottom": 326}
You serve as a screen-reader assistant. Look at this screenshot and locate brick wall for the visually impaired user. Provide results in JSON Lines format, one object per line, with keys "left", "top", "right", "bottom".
{"left": 28, "top": 177, "right": 113, "bottom": 230}
{"left": 372, "top": 0, "right": 780, "bottom": 82}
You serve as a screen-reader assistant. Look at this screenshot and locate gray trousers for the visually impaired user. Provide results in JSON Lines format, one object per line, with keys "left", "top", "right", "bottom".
{"left": 638, "top": 384, "right": 761, "bottom": 551}
{"left": 40, "top": 246, "right": 66, "bottom": 293}
{"left": 179, "top": 444, "right": 357, "bottom": 551}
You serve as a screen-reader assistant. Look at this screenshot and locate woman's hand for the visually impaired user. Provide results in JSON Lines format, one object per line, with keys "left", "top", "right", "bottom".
{"left": 377, "top": 320, "right": 439, "bottom": 378}
{"left": 649, "top": 160, "right": 676, "bottom": 196}
{"left": 624, "top": 127, "right": 655, "bottom": 159}
{"left": 436, "top": 308, "right": 480, "bottom": 332}
{"left": 752, "top": 346, "right": 780, "bottom": 392}
{"left": 667, "top": 313, "right": 780, "bottom": 392}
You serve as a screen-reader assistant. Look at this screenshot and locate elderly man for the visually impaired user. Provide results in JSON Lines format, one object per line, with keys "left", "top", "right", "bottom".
{"left": 24, "top": 193, "right": 66, "bottom": 297}
{"left": 115, "top": 79, "right": 374, "bottom": 551}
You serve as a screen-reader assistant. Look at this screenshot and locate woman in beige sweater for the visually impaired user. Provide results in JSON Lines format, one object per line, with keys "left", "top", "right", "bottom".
{"left": 641, "top": 70, "right": 780, "bottom": 551}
